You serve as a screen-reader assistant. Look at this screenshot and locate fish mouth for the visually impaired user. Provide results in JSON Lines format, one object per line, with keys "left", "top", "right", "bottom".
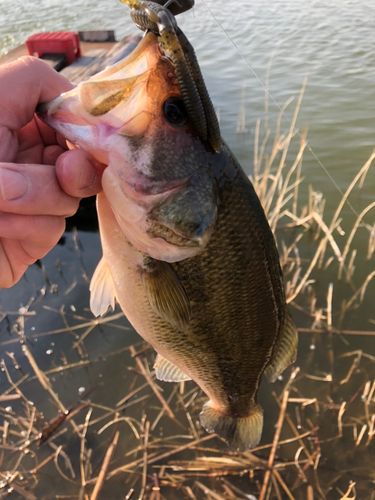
{"left": 36, "top": 27, "right": 218, "bottom": 260}
{"left": 36, "top": 31, "right": 177, "bottom": 150}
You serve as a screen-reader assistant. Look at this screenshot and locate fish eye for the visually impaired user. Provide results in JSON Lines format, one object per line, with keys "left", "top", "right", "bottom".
{"left": 163, "top": 97, "right": 187, "bottom": 126}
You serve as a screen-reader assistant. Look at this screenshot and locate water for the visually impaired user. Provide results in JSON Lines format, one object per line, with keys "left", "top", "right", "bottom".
{"left": 1, "top": 1, "right": 375, "bottom": 498}
{"left": 2, "top": 0, "right": 375, "bottom": 184}
{"left": 2, "top": 0, "right": 375, "bottom": 189}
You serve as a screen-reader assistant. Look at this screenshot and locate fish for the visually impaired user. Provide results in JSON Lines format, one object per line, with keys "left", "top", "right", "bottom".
{"left": 37, "top": 0, "right": 298, "bottom": 452}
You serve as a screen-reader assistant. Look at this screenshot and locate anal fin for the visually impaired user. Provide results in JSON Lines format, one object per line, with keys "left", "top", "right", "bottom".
{"left": 154, "top": 354, "right": 191, "bottom": 382}
{"left": 141, "top": 259, "right": 190, "bottom": 331}
{"left": 199, "top": 402, "right": 263, "bottom": 452}
{"left": 265, "top": 308, "right": 298, "bottom": 383}
{"left": 90, "top": 257, "right": 116, "bottom": 317}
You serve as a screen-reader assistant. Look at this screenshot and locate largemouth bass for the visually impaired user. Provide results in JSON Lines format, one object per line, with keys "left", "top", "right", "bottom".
{"left": 38, "top": 0, "right": 297, "bottom": 451}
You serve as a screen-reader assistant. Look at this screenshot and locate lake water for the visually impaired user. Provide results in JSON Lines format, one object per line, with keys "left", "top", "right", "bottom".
{"left": 2, "top": 0, "right": 375, "bottom": 196}
{"left": 1, "top": 1, "right": 375, "bottom": 499}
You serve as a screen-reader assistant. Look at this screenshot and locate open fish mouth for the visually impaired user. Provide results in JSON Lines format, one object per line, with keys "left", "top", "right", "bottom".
{"left": 36, "top": 32, "right": 170, "bottom": 149}
{"left": 37, "top": 0, "right": 221, "bottom": 153}
{"left": 37, "top": 11, "right": 219, "bottom": 263}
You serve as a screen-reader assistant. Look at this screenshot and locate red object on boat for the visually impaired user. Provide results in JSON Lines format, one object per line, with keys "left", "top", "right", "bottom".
{"left": 26, "top": 32, "right": 81, "bottom": 64}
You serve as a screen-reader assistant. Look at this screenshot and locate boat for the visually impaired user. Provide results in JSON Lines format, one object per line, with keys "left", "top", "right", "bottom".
{"left": 0, "top": 30, "right": 141, "bottom": 82}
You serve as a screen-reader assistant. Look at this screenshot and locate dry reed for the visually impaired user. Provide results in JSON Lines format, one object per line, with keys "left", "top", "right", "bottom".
{"left": 1, "top": 84, "right": 375, "bottom": 500}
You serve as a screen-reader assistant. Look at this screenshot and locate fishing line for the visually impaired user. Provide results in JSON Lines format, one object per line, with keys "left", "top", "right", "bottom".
{"left": 199, "top": 0, "right": 361, "bottom": 220}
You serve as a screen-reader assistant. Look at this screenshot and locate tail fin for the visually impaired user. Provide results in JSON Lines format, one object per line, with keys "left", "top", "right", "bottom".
{"left": 199, "top": 402, "right": 263, "bottom": 452}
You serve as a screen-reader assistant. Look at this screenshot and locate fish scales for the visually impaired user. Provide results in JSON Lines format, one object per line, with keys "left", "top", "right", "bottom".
{"left": 170, "top": 151, "right": 285, "bottom": 414}
{"left": 37, "top": 1, "right": 297, "bottom": 451}
{"left": 98, "top": 141, "right": 285, "bottom": 410}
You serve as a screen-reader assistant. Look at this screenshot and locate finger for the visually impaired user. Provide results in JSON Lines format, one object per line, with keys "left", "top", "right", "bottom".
{"left": 13, "top": 118, "right": 67, "bottom": 164}
{"left": 56, "top": 149, "right": 105, "bottom": 198}
{"left": 34, "top": 114, "right": 62, "bottom": 146}
{"left": 0, "top": 56, "right": 74, "bottom": 132}
{"left": 0, "top": 126, "right": 18, "bottom": 163}
{"left": 0, "top": 239, "right": 28, "bottom": 288}
{"left": 0, "top": 163, "right": 80, "bottom": 217}
{"left": 0, "top": 212, "right": 65, "bottom": 245}
{"left": 0, "top": 213, "right": 65, "bottom": 288}
{"left": 43, "top": 145, "right": 67, "bottom": 166}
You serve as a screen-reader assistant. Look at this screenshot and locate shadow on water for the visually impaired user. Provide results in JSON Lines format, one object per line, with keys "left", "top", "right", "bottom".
{"left": 1, "top": 95, "right": 375, "bottom": 499}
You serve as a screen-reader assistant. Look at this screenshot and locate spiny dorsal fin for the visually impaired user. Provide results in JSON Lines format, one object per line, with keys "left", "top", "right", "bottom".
{"left": 264, "top": 308, "right": 298, "bottom": 383}
{"left": 141, "top": 259, "right": 190, "bottom": 331}
{"left": 154, "top": 354, "right": 191, "bottom": 382}
{"left": 90, "top": 257, "right": 116, "bottom": 317}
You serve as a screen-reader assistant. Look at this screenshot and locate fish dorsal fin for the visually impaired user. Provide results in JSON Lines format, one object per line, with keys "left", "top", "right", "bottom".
{"left": 141, "top": 259, "right": 190, "bottom": 331}
{"left": 264, "top": 308, "right": 298, "bottom": 383}
{"left": 154, "top": 354, "right": 191, "bottom": 382}
{"left": 90, "top": 257, "right": 116, "bottom": 317}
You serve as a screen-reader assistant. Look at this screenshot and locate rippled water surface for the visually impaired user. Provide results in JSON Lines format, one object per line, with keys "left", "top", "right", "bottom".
{"left": 2, "top": 0, "right": 375, "bottom": 189}
{"left": 1, "top": 1, "right": 375, "bottom": 498}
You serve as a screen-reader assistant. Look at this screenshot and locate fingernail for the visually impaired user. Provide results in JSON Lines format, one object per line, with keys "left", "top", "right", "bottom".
{"left": 79, "top": 162, "right": 96, "bottom": 189}
{"left": 0, "top": 168, "right": 29, "bottom": 201}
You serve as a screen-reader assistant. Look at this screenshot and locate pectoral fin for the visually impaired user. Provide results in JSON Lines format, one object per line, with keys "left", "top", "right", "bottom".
{"left": 265, "top": 308, "right": 298, "bottom": 383}
{"left": 90, "top": 257, "right": 116, "bottom": 317}
{"left": 154, "top": 354, "right": 191, "bottom": 382}
{"left": 141, "top": 259, "right": 190, "bottom": 331}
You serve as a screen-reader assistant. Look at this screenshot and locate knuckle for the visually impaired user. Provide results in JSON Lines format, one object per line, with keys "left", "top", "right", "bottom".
{"left": 17, "top": 55, "right": 46, "bottom": 72}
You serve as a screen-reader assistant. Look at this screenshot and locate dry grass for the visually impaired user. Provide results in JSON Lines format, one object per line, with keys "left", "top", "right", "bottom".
{"left": 1, "top": 92, "right": 375, "bottom": 499}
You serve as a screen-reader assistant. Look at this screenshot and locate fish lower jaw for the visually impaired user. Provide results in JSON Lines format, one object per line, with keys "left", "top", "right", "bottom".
{"left": 37, "top": 94, "right": 66, "bottom": 115}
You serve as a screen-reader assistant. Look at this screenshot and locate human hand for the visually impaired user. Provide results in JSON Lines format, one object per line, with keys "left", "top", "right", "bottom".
{"left": 0, "top": 56, "right": 104, "bottom": 289}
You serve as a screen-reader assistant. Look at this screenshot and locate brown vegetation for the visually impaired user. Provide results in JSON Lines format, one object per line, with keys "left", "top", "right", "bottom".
{"left": 1, "top": 91, "right": 375, "bottom": 499}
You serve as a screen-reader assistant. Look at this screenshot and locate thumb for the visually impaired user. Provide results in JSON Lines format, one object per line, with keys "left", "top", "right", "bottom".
{"left": 55, "top": 148, "right": 105, "bottom": 198}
